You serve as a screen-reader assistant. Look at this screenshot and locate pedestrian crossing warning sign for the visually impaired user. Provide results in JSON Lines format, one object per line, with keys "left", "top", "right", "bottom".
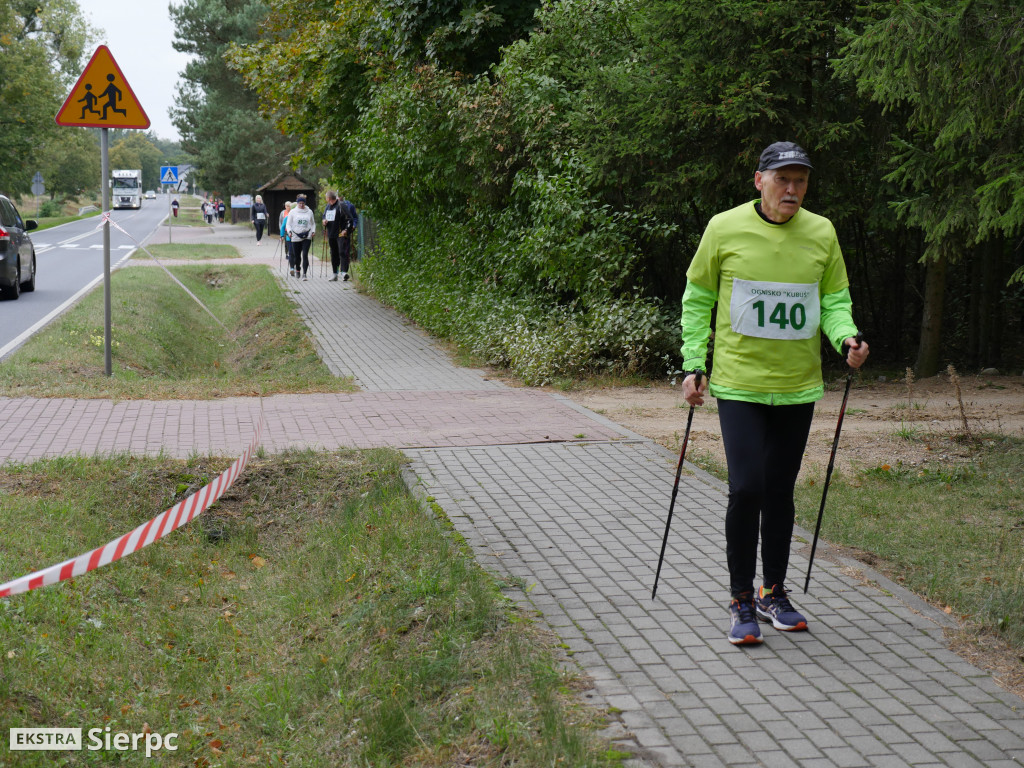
{"left": 161, "top": 166, "right": 178, "bottom": 184}
{"left": 55, "top": 45, "right": 150, "bottom": 129}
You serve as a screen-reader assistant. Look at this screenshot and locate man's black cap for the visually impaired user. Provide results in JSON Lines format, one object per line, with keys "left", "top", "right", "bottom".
{"left": 758, "top": 141, "right": 813, "bottom": 172}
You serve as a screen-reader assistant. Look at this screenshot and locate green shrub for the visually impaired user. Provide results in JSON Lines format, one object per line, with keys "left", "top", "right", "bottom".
{"left": 39, "top": 199, "right": 64, "bottom": 217}
{"left": 349, "top": 50, "right": 679, "bottom": 384}
{"left": 360, "top": 206, "right": 675, "bottom": 384}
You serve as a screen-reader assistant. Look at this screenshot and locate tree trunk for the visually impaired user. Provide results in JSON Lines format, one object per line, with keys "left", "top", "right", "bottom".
{"left": 968, "top": 255, "right": 981, "bottom": 367}
{"left": 853, "top": 222, "right": 879, "bottom": 341}
{"left": 915, "top": 253, "right": 947, "bottom": 377}
{"left": 983, "top": 237, "right": 1005, "bottom": 366}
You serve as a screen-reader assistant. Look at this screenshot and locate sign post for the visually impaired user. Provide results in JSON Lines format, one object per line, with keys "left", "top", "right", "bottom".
{"left": 55, "top": 45, "right": 149, "bottom": 377}
{"left": 160, "top": 166, "right": 179, "bottom": 244}
{"left": 100, "top": 131, "right": 111, "bottom": 376}
{"left": 31, "top": 173, "right": 45, "bottom": 217}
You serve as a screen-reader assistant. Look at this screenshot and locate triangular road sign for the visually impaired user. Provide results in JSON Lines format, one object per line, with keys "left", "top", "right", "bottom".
{"left": 161, "top": 167, "right": 178, "bottom": 184}
{"left": 55, "top": 45, "right": 150, "bottom": 129}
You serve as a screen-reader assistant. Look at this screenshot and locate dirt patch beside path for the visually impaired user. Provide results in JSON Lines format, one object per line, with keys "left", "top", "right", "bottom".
{"left": 559, "top": 372, "right": 1024, "bottom": 481}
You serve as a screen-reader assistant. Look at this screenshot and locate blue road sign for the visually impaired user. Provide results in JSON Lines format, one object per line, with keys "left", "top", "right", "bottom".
{"left": 160, "top": 165, "right": 178, "bottom": 185}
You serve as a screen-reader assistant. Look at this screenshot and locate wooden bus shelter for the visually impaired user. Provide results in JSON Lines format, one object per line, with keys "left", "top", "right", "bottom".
{"left": 255, "top": 172, "right": 318, "bottom": 234}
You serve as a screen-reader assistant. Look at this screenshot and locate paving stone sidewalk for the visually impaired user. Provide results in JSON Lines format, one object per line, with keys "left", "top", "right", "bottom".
{"left": 8, "top": 221, "right": 1023, "bottom": 767}
{"left": 0, "top": 390, "right": 624, "bottom": 460}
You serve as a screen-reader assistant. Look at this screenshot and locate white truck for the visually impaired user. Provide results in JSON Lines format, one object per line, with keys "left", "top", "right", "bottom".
{"left": 111, "top": 169, "right": 143, "bottom": 210}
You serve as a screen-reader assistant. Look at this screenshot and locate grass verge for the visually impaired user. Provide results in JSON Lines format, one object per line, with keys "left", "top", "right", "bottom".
{"left": 0, "top": 264, "right": 352, "bottom": 399}
{"left": 794, "top": 436, "right": 1024, "bottom": 647}
{"left": 168, "top": 205, "right": 213, "bottom": 228}
{"left": 134, "top": 244, "right": 242, "bottom": 261}
{"left": 0, "top": 450, "right": 619, "bottom": 766}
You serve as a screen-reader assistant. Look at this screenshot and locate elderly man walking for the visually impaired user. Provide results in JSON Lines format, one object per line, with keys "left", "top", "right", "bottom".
{"left": 679, "top": 141, "right": 869, "bottom": 645}
{"left": 321, "top": 191, "right": 355, "bottom": 281}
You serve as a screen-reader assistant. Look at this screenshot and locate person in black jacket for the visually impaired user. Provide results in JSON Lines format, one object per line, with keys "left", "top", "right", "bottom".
{"left": 342, "top": 196, "right": 359, "bottom": 261}
{"left": 322, "top": 191, "right": 355, "bottom": 281}
{"left": 251, "top": 195, "right": 269, "bottom": 245}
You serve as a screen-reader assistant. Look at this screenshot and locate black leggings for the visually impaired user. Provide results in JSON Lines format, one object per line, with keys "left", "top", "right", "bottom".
{"left": 292, "top": 239, "right": 311, "bottom": 274}
{"left": 254, "top": 221, "right": 265, "bottom": 241}
{"left": 718, "top": 398, "right": 815, "bottom": 598}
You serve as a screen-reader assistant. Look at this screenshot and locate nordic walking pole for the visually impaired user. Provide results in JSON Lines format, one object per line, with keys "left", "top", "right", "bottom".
{"left": 652, "top": 371, "right": 703, "bottom": 599}
{"left": 804, "top": 333, "right": 865, "bottom": 593}
{"left": 320, "top": 234, "right": 326, "bottom": 279}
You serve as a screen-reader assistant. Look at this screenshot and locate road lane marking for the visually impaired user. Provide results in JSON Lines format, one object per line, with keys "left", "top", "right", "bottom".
{"left": 0, "top": 247, "right": 138, "bottom": 361}
{"left": 9, "top": 210, "right": 169, "bottom": 355}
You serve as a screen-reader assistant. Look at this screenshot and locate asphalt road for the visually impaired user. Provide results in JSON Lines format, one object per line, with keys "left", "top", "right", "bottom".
{"left": 0, "top": 198, "right": 169, "bottom": 358}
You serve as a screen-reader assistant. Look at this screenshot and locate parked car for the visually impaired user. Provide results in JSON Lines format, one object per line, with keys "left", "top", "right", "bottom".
{"left": 0, "top": 194, "right": 36, "bottom": 300}
{"left": 145, "top": 190, "right": 156, "bottom": 199}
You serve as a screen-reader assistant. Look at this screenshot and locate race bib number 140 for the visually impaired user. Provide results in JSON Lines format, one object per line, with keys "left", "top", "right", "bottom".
{"left": 730, "top": 279, "right": 820, "bottom": 340}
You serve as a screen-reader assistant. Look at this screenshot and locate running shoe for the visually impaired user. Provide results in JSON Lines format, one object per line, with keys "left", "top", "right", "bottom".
{"left": 728, "top": 593, "right": 762, "bottom": 645}
{"left": 756, "top": 584, "right": 808, "bottom": 631}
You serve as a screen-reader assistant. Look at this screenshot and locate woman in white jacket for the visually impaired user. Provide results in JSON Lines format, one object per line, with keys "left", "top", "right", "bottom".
{"left": 286, "top": 194, "right": 316, "bottom": 280}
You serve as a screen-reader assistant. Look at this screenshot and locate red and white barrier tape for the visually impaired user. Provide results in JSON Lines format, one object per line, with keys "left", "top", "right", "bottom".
{"left": 0, "top": 210, "right": 269, "bottom": 598}
{"left": 0, "top": 407, "right": 264, "bottom": 598}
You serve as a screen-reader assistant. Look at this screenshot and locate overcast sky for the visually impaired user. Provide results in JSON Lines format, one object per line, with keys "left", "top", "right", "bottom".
{"left": 79, "top": 0, "right": 192, "bottom": 142}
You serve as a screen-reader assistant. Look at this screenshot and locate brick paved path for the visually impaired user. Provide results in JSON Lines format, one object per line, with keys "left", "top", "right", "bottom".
{"left": 4, "top": 220, "right": 1022, "bottom": 767}
{"left": 409, "top": 440, "right": 1024, "bottom": 767}
{"left": 0, "top": 390, "right": 624, "bottom": 460}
